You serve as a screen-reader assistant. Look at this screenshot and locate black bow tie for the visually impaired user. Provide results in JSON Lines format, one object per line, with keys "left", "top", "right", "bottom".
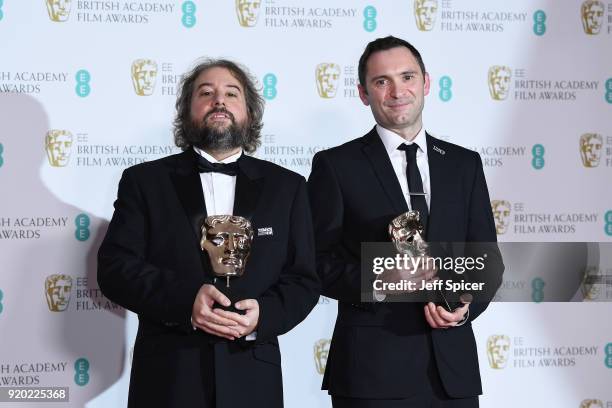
{"left": 196, "top": 154, "right": 239, "bottom": 176}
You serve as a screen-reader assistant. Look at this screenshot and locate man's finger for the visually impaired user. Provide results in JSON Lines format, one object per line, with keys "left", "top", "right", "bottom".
{"left": 235, "top": 299, "right": 257, "bottom": 311}
{"left": 193, "top": 322, "right": 236, "bottom": 340}
{"left": 212, "top": 308, "right": 250, "bottom": 326}
{"left": 429, "top": 303, "right": 451, "bottom": 327}
{"left": 200, "top": 320, "right": 241, "bottom": 339}
{"left": 207, "top": 287, "right": 231, "bottom": 307}
{"left": 436, "top": 305, "right": 466, "bottom": 323}
{"left": 200, "top": 311, "right": 239, "bottom": 327}
{"left": 424, "top": 303, "right": 439, "bottom": 328}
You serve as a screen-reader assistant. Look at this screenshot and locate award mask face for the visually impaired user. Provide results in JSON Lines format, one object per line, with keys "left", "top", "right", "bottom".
{"left": 201, "top": 215, "right": 254, "bottom": 279}
{"left": 131, "top": 59, "right": 158, "bottom": 96}
{"left": 414, "top": 0, "right": 438, "bottom": 31}
{"left": 315, "top": 63, "right": 341, "bottom": 98}
{"left": 488, "top": 65, "right": 511, "bottom": 101}
{"left": 236, "top": 0, "right": 262, "bottom": 27}
{"left": 45, "top": 130, "right": 73, "bottom": 167}
{"left": 389, "top": 210, "right": 428, "bottom": 256}
{"left": 491, "top": 200, "right": 511, "bottom": 235}
{"left": 45, "top": 274, "right": 73, "bottom": 312}
{"left": 487, "top": 335, "right": 510, "bottom": 369}
{"left": 581, "top": 0, "right": 604, "bottom": 34}
{"left": 579, "top": 133, "right": 603, "bottom": 168}
{"left": 46, "top": 0, "right": 72, "bottom": 22}
{"left": 313, "top": 339, "right": 331, "bottom": 375}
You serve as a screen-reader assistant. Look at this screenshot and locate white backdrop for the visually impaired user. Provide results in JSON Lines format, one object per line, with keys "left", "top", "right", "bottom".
{"left": 0, "top": 1, "right": 611, "bottom": 407}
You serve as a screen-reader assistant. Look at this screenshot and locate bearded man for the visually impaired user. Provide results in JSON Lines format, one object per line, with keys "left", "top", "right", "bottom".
{"left": 98, "top": 59, "right": 320, "bottom": 408}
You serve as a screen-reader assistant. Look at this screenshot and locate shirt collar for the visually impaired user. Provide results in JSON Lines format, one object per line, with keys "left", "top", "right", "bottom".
{"left": 376, "top": 124, "right": 428, "bottom": 157}
{"left": 193, "top": 147, "right": 243, "bottom": 164}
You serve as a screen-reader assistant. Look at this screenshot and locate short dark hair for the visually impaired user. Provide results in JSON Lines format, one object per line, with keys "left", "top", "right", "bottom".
{"left": 358, "top": 36, "right": 426, "bottom": 89}
{"left": 173, "top": 58, "right": 264, "bottom": 153}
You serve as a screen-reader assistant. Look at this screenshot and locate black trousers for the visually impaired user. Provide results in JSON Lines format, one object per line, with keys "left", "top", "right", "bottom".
{"left": 332, "top": 395, "right": 478, "bottom": 408}
{"left": 331, "top": 363, "right": 478, "bottom": 408}
{"left": 331, "top": 332, "right": 478, "bottom": 408}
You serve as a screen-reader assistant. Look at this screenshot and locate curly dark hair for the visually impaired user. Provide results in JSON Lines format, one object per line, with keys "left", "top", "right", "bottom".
{"left": 173, "top": 59, "right": 264, "bottom": 153}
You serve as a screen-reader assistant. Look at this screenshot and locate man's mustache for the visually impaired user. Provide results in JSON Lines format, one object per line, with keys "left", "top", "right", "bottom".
{"left": 203, "top": 108, "right": 235, "bottom": 123}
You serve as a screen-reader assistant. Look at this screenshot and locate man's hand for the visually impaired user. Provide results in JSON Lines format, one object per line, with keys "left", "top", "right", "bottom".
{"left": 191, "top": 284, "right": 241, "bottom": 340}
{"left": 212, "top": 299, "right": 260, "bottom": 338}
{"left": 376, "top": 256, "right": 437, "bottom": 294}
{"left": 424, "top": 301, "right": 470, "bottom": 329}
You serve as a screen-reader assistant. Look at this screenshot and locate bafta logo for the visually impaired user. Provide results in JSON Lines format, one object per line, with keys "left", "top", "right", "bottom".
{"left": 313, "top": 339, "right": 331, "bottom": 375}
{"left": 488, "top": 66, "right": 511, "bottom": 101}
{"left": 235, "top": 0, "right": 261, "bottom": 27}
{"left": 491, "top": 200, "right": 511, "bottom": 235}
{"left": 45, "top": 0, "right": 72, "bottom": 22}
{"left": 581, "top": 266, "right": 602, "bottom": 301}
{"left": 579, "top": 133, "right": 603, "bottom": 168}
{"left": 486, "top": 335, "right": 510, "bottom": 369}
{"left": 45, "top": 274, "right": 73, "bottom": 312}
{"left": 315, "top": 63, "right": 341, "bottom": 99}
{"left": 414, "top": 0, "right": 438, "bottom": 31}
{"left": 581, "top": 0, "right": 604, "bottom": 35}
{"left": 580, "top": 399, "right": 604, "bottom": 408}
{"left": 131, "top": 59, "right": 158, "bottom": 96}
{"left": 45, "top": 130, "right": 73, "bottom": 167}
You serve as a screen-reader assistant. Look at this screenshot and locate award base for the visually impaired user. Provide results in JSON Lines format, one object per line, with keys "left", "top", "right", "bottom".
{"left": 212, "top": 278, "right": 246, "bottom": 315}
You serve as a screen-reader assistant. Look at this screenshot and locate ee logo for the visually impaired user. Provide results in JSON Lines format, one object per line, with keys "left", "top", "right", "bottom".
{"left": 263, "top": 74, "right": 277, "bottom": 100}
{"left": 363, "top": 6, "right": 377, "bottom": 32}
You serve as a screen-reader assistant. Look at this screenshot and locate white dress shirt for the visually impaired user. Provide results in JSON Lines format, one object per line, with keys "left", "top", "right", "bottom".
{"left": 193, "top": 147, "right": 257, "bottom": 340}
{"left": 373, "top": 125, "right": 431, "bottom": 304}
{"left": 194, "top": 147, "right": 241, "bottom": 216}
{"left": 376, "top": 124, "right": 431, "bottom": 210}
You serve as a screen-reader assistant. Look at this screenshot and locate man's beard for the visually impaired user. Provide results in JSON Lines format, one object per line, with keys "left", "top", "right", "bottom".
{"left": 184, "top": 108, "right": 249, "bottom": 153}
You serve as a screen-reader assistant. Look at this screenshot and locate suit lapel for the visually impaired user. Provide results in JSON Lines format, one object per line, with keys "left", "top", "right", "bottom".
{"left": 362, "top": 127, "right": 408, "bottom": 215}
{"left": 170, "top": 150, "right": 207, "bottom": 243}
{"left": 233, "top": 155, "right": 263, "bottom": 221}
{"left": 426, "top": 133, "right": 455, "bottom": 241}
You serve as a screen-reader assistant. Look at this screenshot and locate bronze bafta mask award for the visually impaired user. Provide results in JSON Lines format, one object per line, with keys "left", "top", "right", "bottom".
{"left": 200, "top": 215, "right": 254, "bottom": 287}
{"left": 388, "top": 210, "right": 456, "bottom": 310}
{"left": 389, "top": 210, "right": 428, "bottom": 257}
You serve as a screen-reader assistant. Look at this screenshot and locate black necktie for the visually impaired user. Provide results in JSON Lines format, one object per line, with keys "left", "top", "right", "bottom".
{"left": 196, "top": 153, "right": 239, "bottom": 176}
{"left": 397, "top": 143, "right": 429, "bottom": 232}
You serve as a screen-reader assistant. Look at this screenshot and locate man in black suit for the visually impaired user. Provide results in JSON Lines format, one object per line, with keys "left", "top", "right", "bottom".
{"left": 308, "top": 36, "right": 503, "bottom": 407}
{"left": 98, "top": 59, "right": 320, "bottom": 408}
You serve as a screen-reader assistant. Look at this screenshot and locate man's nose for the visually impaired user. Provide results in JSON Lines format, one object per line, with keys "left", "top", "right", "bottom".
{"left": 213, "top": 93, "right": 225, "bottom": 106}
{"left": 390, "top": 82, "right": 406, "bottom": 98}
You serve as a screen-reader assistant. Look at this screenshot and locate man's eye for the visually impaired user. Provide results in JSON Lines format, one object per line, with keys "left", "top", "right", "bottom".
{"left": 227, "top": 92, "right": 238, "bottom": 97}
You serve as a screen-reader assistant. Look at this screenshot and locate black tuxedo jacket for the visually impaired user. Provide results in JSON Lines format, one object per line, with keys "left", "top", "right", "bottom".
{"left": 307, "top": 128, "right": 503, "bottom": 399}
{"left": 98, "top": 150, "right": 320, "bottom": 408}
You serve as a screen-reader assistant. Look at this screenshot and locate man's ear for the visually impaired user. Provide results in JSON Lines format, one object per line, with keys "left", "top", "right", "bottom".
{"left": 423, "top": 72, "right": 431, "bottom": 96}
{"left": 358, "top": 84, "right": 370, "bottom": 106}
